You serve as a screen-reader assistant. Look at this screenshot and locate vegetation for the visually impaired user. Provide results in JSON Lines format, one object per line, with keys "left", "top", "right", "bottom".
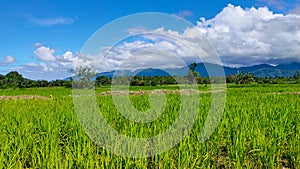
{"left": 0, "top": 84, "right": 299, "bottom": 168}
{"left": 0, "top": 71, "right": 72, "bottom": 89}
{"left": 72, "top": 66, "right": 96, "bottom": 89}
{"left": 0, "top": 68, "right": 300, "bottom": 89}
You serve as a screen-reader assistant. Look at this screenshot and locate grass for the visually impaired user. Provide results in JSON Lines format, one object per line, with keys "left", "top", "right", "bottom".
{"left": 0, "top": 84, "right": 299, "bottom": 168}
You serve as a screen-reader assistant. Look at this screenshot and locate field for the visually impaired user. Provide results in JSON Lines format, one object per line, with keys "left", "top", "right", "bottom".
{"left": 0, "top": 84, "right": 299, "bottom": 168}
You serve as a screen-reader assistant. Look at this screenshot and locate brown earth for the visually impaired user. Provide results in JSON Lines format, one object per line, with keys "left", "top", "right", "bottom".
{"left": 98, "top": 89, "right": 226, "bottom": 96}
{"left": 0, "top": 95, "right": 51, "bottom": 100}
{"left": 271, "top": 92, "right": 300, "bottom": 95}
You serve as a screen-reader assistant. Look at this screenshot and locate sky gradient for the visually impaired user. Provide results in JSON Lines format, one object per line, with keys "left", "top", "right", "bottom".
{"left": 1, "top": 0, "right": 300, "bottom": 80}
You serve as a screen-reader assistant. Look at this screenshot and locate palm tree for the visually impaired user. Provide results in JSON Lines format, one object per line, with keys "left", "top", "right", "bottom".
{"left": 235, "top": 71, "right": 255, "bottom": 84}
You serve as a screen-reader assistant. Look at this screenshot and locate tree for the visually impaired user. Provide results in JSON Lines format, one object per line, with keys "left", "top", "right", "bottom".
{"left": 4, "top": 71, "right": 25, "bottom": 88}
{"left": 234, "top": 71, "right": 255, "bottom": 84}
{"left": 186, "top": 62, "right": 200, "bottom": 84}
{"left": 189, "top": 62, "right": 200, "bottom": 77}
{"left": 72, "top": 66, "right": 96, "bottom": 89}
{"left": 294, "top": 71, "right": 300, "bottom": 80}
{"left": 226, "top": 74, "right": 236, "bottom": 83}
{"left": 96, "top": 76, "right": 109, "bottom": 86}
{"left": 0, "top": 74, "right": 4, "bottom": 88}
{"left": 36, "top": 80, "right": 49, "bottom": 87}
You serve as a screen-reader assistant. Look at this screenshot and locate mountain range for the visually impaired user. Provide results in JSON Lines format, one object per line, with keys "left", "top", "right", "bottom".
{"left": 94, "top": 62, "right": 300, "bottom": 78}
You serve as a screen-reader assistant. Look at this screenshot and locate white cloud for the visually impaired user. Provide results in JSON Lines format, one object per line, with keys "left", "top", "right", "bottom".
{"left": 101, "top": 5, "right": 300, "bottom": 69}
{"left": 63, "top": 51, "right": 73, "bottom": 61}
{"left": 26, "top": 62, "right": 39, "bottom": 67}
{"left": 33, "top": 42, "right": 43, "bottom": 47}
{"left": 173, "top": 10, "right": 193, "bottom": 18}
{"left": 0, "top": 56, "right": 16, "bottom": 66}
{"left": 10, "top": 62, "right": 71, "bottom": 80}
{"left": 195, "top": 4, "right": 300, "bottom": 66}
{"left": 127, "top": 26, "right": 149, "bottom": 35}
{"left": 13, "top": 47, "right": 94, "bottom": 80}
{"left": 55, "top": 51, "right": 74, "bottom": 63}
{"left": 256, "top": 0, "right": 287, "bottom": 10}
{"left": 102, "top": 24, "right": 228, "bottom": 71}
{"left": 40, "top": 63, "right": 54, "bottom": 72}
{"left": 94, "top": 30, "right": 215, "bottom": 73}
{"left": 34, "top": 46, "right": 56, "bottom": 61}
{"left": 289, "top": 2, "right": 300, "bottom": 14}
{"left": 30, "top": 17, "right": 74, "bottom": 26}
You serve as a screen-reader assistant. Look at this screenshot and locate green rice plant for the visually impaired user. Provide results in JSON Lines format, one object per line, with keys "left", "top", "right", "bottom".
{"left": 0, "top": 84, "right": 299, "bottom": 168}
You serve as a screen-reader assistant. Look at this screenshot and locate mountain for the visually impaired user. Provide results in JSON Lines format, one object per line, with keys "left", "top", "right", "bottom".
{"left": 82, "top": 62, "right": 300, "bottom": 79}
{"left": 239, "top": 63, "right": 300, "bottom": 78}
{"left": 275, "top": 63, "right": 300, "bottom": 70}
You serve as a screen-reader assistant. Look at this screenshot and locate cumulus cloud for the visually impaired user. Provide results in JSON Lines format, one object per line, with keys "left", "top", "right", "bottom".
{"left": 55, "top": 51, "right": 74, "bottom": 63}
{"left": 0, "top": 56, "right": 16, "bottom": 66}
{"left": 195, "top": 4, "right": 300, "bottom": 66}
{"left": 95, "top": 32, "right": 215, "bottom": 72}
{"left": 63, "top": 51, "right": 73, "bottom": 61}
{"left": 101, "top": 4, "right": 300, "bottom": 69}
{"left": 13, "top": 45, "right": 94, "bottom": 79}
{"left": 34, "top": 46, "right": 56, "bottom": 61}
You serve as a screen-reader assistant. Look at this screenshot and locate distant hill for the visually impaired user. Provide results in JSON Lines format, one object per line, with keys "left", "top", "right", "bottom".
{"left": 70, "top": 62, "right": 300, "bottom": 79}
{"left": 238, "top": 63, "right": 300, "bottom": 78}
{"left": 276, "top": 63, "right": 300, "bottom": 70}
{"left": 193, "top": 62, "right": 299, "bottom": 77}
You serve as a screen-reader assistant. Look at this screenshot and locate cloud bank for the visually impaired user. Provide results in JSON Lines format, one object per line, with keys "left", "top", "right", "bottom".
{"left": 100, "top": 4, "right": 300, "bottom": 69}
{"left": 197, "top": 4, "right": 300, "bottom": 66}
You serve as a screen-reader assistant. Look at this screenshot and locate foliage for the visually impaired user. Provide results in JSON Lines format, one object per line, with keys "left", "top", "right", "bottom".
{"left": 234, "top": 71, "right": 255, "bottom": 84}
{"left": 72, "top": 66, "right": 96, "bottom": 89}
{"left": 0, "top": 69, "right": 300, "bottom": 89}
{"left": 0, "top": 71, "right": 72, "bottom": 89}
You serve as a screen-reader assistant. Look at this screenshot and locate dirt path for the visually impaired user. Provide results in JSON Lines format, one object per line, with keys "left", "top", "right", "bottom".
{"left": 1, "top": 89, "right": 227, "bottom": 100}
{"left": 269, "top": 92, "right": 300, "bottom": 95}
{"left": 0, "top": 95, "right": 51, "bottom": 100}
{"left": 98, "top": 89, "right": 226, "bottom": 96}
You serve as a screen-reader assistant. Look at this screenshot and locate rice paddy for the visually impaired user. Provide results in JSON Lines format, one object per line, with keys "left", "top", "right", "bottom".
{"left": 0, "top": 84, "right": 299, "bottom": 168}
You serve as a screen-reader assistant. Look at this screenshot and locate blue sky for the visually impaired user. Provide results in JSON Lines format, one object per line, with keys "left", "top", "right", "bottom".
{"left": 1, "top": 0, "right": 300, "bottom": 80}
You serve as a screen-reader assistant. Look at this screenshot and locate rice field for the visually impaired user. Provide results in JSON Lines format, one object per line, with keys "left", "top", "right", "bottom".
{"left": 0, "top": 84, "right": 299, "bottom": 168}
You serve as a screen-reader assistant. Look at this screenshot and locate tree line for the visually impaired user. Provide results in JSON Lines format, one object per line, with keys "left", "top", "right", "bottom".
{"left": 0, "top": 71, "right": 72, "bottom": 89}
{"left": 96, "top": 70, "right": 300, "bottom": 87}
{"left": 0, "top": 70, "right": 300, "bottom": 89}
